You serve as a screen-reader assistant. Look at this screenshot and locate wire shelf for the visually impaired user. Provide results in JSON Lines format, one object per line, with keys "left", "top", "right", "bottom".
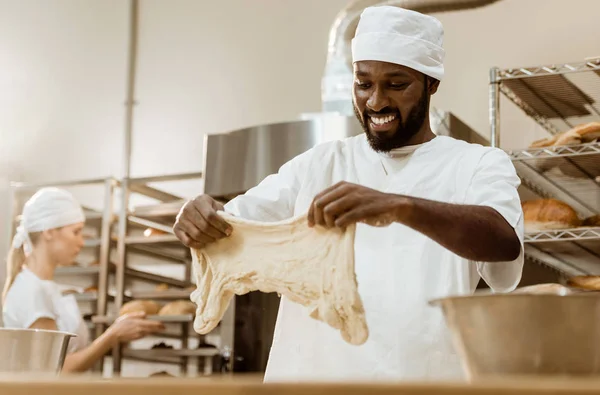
{"left": 509, "top": 143, "right": 599, "bottom": 217}
{"left": 522, "top": 227, "right": 600, "bottom": 275}
{"left": 495, "top": 58, "right": 600, "bottom": 136}
{"left": 525, "top": 227, "right": 600, "bottom": 243}
{"left": 507, "top": 142, "right": 600, "bottom": 160}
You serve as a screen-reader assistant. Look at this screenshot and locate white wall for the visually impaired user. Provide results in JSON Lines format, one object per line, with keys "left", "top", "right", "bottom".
{"left": 431, "top": 0, "right": 600, "bottom": 149}
{"left": 3, "top": 0, "right": 600, "bottom": 186}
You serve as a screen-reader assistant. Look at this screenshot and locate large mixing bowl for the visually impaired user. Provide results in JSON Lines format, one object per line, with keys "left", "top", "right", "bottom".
{"left": 0, "top": 328, "right": 76, "bottom": 374}
{"left": 430, "top": 290, "right": 600, "bottom": 379}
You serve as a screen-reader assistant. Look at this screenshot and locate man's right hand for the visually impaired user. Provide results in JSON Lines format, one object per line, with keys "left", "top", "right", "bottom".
{"left": 173, "top": 194, "right": 233, "bottom": 249}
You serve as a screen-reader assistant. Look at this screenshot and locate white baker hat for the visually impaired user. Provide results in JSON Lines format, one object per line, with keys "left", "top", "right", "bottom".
{"left": 12, "top": 187, "right": 86, "bottom": 254}
{"left": 351, "top": 6, "right": 445, "bottom": 81}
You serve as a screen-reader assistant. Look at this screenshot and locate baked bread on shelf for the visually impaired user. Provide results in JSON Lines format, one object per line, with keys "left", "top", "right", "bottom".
{"left": 158, "top": 300, "right": 196, "bottom": 316}
{"left": 528, "top": 121, "right": 600, "bottom": 148}
{"left": 554, "top": 129, "right": 583, "bottom": 146}
{"left": 119, "top": 299, "right": 161, "bottom": 316}
{"left": 582, "top": 214, "right": 600, "bottom": 227}
{"left": 573, "top": 121, "right": 600, "bottom": 143}
{"left": 566, "top": 275, "right": 600, "bottom": 291}
{"left": 529, "top": 134, "right": 560, "bottom": 148}
{"left": 522, "top": 199, "right": 581, "bottom": 231}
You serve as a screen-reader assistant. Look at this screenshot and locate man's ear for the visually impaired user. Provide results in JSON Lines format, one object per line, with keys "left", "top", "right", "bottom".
{"left": 428, "top": 77, "right": 440, "bottom": 95}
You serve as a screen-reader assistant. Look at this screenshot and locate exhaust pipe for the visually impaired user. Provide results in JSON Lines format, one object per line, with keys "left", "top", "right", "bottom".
{"left": 321, "top": 0, "right": 502, "bottom": 115}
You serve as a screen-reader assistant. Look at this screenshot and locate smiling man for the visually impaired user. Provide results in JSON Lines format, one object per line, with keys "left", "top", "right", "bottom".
{"left": 174, "top": 6, "right": 524, "bottom": 382}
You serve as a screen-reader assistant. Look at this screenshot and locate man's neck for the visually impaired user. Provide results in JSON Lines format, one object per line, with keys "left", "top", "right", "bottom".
{"left": 404, "top": 130, "right": 436, "bottom": 146}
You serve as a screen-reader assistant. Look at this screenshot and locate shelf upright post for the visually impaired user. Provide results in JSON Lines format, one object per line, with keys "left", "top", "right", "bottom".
{"left": 489, "top": 67, "right": 501, "bottom": 148}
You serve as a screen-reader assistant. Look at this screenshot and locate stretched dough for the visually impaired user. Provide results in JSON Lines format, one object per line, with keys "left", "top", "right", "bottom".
{"left": 189, "top": 211, "right": 369, "bottom": 345}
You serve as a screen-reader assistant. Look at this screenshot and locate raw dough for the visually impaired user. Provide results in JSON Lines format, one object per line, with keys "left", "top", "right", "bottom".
{"left": 189, "top": 211, "right": 368, "bottom": 345}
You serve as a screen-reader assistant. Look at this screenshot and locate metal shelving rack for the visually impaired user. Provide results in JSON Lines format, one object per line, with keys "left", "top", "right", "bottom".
{"left": 490, "top": 57, "right": 600, "bottom": 277}
{"left": 96, "top": 172, "right": 236, "bottom": 377}
{"left": 6, "top": 177, "right": 118, "bottom": 368}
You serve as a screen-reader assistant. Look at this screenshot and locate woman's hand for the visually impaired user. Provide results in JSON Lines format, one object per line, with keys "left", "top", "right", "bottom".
{"left": 106, "top": 312, "right": 165, "bottom": 344}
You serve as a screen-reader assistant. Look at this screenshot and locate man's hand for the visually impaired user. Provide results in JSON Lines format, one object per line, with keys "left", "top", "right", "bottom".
{"left": 307, "top": 181, "right": 408, "bottom": 229}
{"left": 173, "top": 194, "right": 233, "bottom": 249}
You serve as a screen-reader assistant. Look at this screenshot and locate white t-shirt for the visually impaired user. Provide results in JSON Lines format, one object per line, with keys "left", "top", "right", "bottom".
{"left": 3, "top": 267, "right": 90, "bottom": 353}
{"left": 225, "top": 134, "right": 524, "bottom": 382}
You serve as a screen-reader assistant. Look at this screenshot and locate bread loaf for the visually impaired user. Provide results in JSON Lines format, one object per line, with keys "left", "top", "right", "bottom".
{"left": 119, "top": 300, "right": 161, "bottom": 316}
{"left": 155, "top": 283, "right": 169, "bottom": 291}
{"left": 567, "top": 275, "right": 600, "bottom": 291}
{"left": 554, "top": 129, "right": 582, "bottom": 146}
{"left": 572, "top": 121, "right": 600, "bottom": 143}
{"left": 527, "top": 122, "right": 600, "bottom": 149}
{"left": 529, "top": 135, "right": 560, "bottom": 148}
{"left": 522, "top": 199, "right": 581, "bottom": 231}
{"left": 583, "top": 214, "right": 600, "bottom": 227}
{"left": 158, "top": 300, "right": 196, "bottom": 316}
{"left": 149, "top": 371, "right": 175, "bottom": 377}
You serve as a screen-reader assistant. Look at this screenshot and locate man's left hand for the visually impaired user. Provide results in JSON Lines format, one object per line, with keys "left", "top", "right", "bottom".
{"left": 307, "top": 181, "right": 409, "bottom": 229}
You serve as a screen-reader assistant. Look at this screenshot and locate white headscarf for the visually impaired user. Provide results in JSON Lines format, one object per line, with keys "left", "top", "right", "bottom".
{"left": 12, "top": 187, "right": 86, "bottom": 254}
{"left": 351, "top": 6, "right": 445, "bottom": 81}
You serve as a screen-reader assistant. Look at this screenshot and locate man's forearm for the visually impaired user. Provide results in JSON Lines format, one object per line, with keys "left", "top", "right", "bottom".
{"left": 396, "top": 196, "right": 521, "bottom": 262}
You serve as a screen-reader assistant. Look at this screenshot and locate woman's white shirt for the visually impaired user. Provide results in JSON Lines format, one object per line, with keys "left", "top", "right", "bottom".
{"left": 3, "top": 267, "right": 90, "bottom": 353}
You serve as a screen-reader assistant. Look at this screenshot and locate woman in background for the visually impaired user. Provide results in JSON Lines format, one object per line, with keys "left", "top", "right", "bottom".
{"left": 2, "top": 187, "right": 164, "bottom": 373}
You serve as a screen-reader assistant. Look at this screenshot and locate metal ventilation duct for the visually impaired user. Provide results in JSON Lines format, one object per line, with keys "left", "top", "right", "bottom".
{"left": 321, "top": 0, "right": 502, "bottom": 114}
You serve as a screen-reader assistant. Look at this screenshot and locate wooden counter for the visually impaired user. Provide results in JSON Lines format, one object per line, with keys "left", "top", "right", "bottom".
{"left": 1, "top": 374, "right": 600, "bottom": 395}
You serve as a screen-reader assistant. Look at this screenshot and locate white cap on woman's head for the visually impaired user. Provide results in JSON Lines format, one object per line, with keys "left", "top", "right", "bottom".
{"left": 351, "top": 6, "right": 445, "bottom": 81}
{"left": 12, "top": 187, "right": 86, "bottom": 254}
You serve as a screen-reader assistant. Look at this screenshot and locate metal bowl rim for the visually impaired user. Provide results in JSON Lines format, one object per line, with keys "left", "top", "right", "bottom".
{"left": 428, "top": 292, "right": 600, "bottom": 307}
{"left": 0, "top": 327, "right": 77, "bottom": 337}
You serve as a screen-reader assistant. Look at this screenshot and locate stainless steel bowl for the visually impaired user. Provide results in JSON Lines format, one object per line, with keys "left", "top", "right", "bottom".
{"left": 430, "top": 290, "right": 600, "bottom": 379}
{"left": 0, "top": 328, "right": 76, "bottom": 374}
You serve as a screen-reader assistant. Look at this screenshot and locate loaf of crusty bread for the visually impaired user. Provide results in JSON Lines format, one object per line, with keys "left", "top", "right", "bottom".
{"left": 522, "top": 199, "right": 581, "bottom": 231}
{"left": 119, "top": 300, "right": 161, "bottom": 316}
{"left": 529, "top": 134, "right": 560, "bottom": 148}
{"left": 554, "top": 129, "right": 582, "bottom": 146}
{"left": 572, "top": 121, "right": 600, "bottom": 143}
{"left": 158, "top": 300, "right": 196, "bottom": 316}
{"left": 582, "top": 214, "right": 600, "bottom": 227}
{"left": 528, "top": 122, "right": 600, "bottom": 149}
{"left": 567, "top": 275, "right": 600, "bottom": 291}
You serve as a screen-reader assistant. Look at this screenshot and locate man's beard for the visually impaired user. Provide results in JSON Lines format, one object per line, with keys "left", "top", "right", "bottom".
{"left": 354, "top": 83, "right": 429, "bottom": 153}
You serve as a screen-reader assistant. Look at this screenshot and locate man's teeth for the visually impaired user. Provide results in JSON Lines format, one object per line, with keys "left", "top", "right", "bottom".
{"left": 370, "top": 115, "right": 396, "bottom": 125}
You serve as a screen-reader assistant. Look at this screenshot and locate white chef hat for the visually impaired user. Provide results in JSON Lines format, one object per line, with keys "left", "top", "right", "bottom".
{"left": 351, "top": 6, "right": 445, "bottom": 81}
{"left": 12, "top": 187, "right": 86, "bottom": 254}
